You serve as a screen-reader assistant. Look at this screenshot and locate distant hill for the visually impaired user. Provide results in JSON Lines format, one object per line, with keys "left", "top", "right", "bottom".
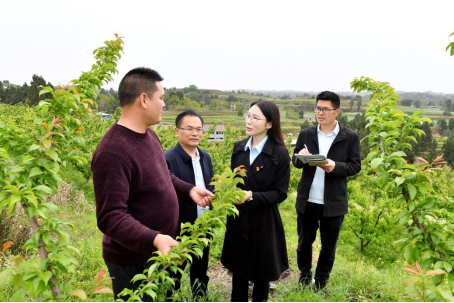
{"left": 396, "top": 91, "right": 454, "bottom": 103}
{"left": 238, "top": 89, "right": 454, "bottom": 102}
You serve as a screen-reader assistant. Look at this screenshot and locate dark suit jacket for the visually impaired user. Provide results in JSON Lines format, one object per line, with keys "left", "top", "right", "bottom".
{"left": 221, "top": 138, "right": 290, "bottom": 282}
{"left": 292, "top": 123, "right": 361, "bottom": 217}
{"left": 165, "top": 143, "right": 214, "bottom": 233}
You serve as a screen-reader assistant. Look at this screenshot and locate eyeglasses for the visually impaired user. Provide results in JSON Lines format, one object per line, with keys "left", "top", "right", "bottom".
{"left": 313, "top": 107, "right": 338, "bottom": 114}
{"left": 178, "top": 127, "right": 204, "bottom": 134}
{"left": 244, "top": 113, "right": 266, "bottom": 123}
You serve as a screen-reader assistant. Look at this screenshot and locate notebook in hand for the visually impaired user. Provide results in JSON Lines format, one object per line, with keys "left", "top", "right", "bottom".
{"left": 295, "top": 154, "right": 328, "bottom": 166}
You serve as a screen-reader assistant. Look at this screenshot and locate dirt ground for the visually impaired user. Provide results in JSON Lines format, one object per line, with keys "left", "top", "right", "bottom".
{"left": 207, "top": 265, "right": 298, "bottom": 301}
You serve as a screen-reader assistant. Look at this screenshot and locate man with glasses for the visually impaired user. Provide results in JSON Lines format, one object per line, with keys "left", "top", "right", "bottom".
{"left": 165, "top": 110, "right": 214, "bottom": 299}
{"left": 292, "top": 91, "right": 361, "bottom": 293}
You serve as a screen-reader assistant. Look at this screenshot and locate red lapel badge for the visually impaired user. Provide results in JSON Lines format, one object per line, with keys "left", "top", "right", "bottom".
{"left": 256, "top": 166, "right": 260, "bottom": 171}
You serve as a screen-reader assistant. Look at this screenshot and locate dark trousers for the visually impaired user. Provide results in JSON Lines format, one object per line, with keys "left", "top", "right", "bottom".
{"left": 231, "top": 273, "right": 270, "bottom": 302}
{"left": 297, "top": 202, "right": 344, "bottom": 282}
{"left": 105, "top": 260, "right": 155, "bottom": 302}
{"left": 175, "top": 244, "right": 210, "bottom": 299}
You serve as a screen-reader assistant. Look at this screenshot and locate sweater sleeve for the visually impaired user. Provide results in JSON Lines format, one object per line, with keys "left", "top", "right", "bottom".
{"left": 92, "top": 152, "right": 158, "bottom": 255}
{"left": 170, "top": 170, "right": 194, "bottom": 199}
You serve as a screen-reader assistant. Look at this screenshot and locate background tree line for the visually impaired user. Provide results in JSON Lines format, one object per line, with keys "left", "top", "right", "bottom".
{"left": 0, "top": 75, "right": 53, "bottom": 106}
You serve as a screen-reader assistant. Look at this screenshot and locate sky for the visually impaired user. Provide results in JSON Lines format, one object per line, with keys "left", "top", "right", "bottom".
{"left": 1, "top": 0, "right": 454, "bottom": 94}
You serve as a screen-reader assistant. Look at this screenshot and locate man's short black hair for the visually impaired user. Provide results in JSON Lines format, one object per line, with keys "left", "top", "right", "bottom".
{"left": 118, "top": 67, "right": 164, "bottom": 107}
{"left": 316, "top": 91, "right": 340, "bottom": 109}
{"left": 175, "top": 110, "right": 204, "bottom": 128}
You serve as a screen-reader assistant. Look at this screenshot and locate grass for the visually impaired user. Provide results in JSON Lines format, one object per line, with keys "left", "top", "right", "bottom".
{"left": 1, "top": 172, "right": 412, "bottom": 302}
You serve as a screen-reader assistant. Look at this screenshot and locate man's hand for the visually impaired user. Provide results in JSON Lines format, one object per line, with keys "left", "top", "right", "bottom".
{"left": 153, "top": 234, "right": 179, "bottom": 256}
{"left": 318, "top": 158, "right": 336, "bottom": 173}
{"left": 189, "top": 187, "right": 214, "bottom": 208}
{"left": 298, "top": 144, "right": 312, "bottom": 155}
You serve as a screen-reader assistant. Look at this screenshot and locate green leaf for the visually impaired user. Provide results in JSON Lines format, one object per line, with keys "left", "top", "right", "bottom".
{"left": 29, "top": 167, "right": 43, "bottom": 178}
{"left": 24, "top": 194, "right": 38, "bottom": 208}
{"left": 42, "top": 232, "right": 51, "bottom": 246}
{"left": 443, "top": 261, "right": 452, "bottom": 273}
{"left": 389, "top": 151, "right": 406, "bottom": 158}
{"left": 193, "top": 247, "right": 203, "bottom": 258}
{"left": 370, "top": 158, "right": 383, "bottom": 169}
{"left": 42, "top": 202, "right": 59, "bottom": 213}
{"left": 23, "top": 272, "right": 38, "bottom": 281}
{"left": 39, "top": 86, "right": 54, "bottom": 96}
{"left": 395, "top": 177, "right": 405, "bottom": 186}
{"left": 12, "top": 273, "right": 24, "bottom": 288}
{"left": 36, "top": 279, "right": 47, "bottom": 294}
{"left": 34, "top": 185, "right": 53, "bottom": 194}
{"left": 0, "top": 268, "right": 13, "bottom": 290}
{"left": 70, "top": 289, "right": 87, "bottom": 301}
{"left": 417, "top": 199, "right": 434, "bottom": 210}
{"left": 3, "top": 185, "right": 20, "bottom": 195}
{"left": 11, "top": 289, "right": 25, "bottom": 302}
{"left": 403, "top": 275, "right": 420, "bottom": 287}
{"left": 147, "top": 263, "right": 158, "bottom": 278}
{"left": 40, "top": 271, "right": 53, "bottom": 285}
{"left": 448, "top": 273, "right": 454, "bottom": 291}
{"left": 439, "top": 290, "right": 454, "bottom": 302}
{"left": 28, "top": 144, "right": 41, "bottom": 152}
{"left": 44, "top": 149, "right": 60, "bottom": 162}
{"left": 26, "top": 206, "right": 36, "bottom": 219}
{"left": 21, "top": 155, "right": 35, "bottom": 165}
{"left": 143, "top": 289, "right": 157, "bottom": 300}
{"left": 131, "top": 274, "right": 147, "bottom": 282}
{"left": 407, "top": 184, "right": 417, "bottom": 200}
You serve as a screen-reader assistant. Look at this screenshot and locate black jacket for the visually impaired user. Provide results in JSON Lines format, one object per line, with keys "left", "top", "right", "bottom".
{"left": 165, "top": 143, "right": 214, "bottom": 232}
{"left": 221, "top": 138, "right": 290, "bottom": 282}
{"left": 292, "top": 123, "right": 361, "bottom": 217}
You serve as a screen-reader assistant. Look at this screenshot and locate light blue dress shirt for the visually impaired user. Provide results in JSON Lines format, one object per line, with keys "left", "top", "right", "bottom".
{"left": 244, "top": 136, "right": 268, "bottom": 165}
{"left": 192, "top": 150, "right": 209, "bottom": 217}
{"left": 308, "top": 122, "right": 339, "bottom": 205}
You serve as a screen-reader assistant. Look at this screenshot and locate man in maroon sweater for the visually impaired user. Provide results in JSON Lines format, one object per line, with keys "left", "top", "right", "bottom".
{"left": 91, "top": 67, "right": 213, "bottom": 301}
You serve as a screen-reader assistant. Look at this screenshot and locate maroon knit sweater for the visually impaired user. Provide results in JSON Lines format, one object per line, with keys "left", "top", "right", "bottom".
{"left": 92, "top": 123, "right": 194, "bottom": 265}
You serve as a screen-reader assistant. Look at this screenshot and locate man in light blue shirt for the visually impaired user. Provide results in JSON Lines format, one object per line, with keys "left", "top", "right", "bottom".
{"left": 292, "top": 91, "right": 361, "bottom": 293}
{"left": 307, "top": 122, "right": 339, "bottom": 204}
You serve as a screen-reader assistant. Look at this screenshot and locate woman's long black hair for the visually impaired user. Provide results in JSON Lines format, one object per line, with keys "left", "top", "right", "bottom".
{"left": 250, "top": 99, "right": 285, "bottom": 147}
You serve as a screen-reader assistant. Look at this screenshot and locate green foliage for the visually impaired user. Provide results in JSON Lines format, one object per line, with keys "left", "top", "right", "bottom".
{"left": 446, "top": 31, "right": 454, "bottom": 56}
{"left": 118, "top": 167, "right": 246, "bottom": 301}
{"left": 0, "top": 34, "right": 124, "bottom": 300}
{"left": 351, "top": 76, "right": 454, "bottom": 301}
{"left": 402, "top": 262, "right": 453, "bottom": 302}
{"left": 345, "top": 171, "right": 399, "bottom": 252}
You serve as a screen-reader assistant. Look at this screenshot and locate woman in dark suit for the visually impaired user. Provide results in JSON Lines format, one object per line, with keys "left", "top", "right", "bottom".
{"left": 221, "top": 100, "right": 291, "bottom": 302}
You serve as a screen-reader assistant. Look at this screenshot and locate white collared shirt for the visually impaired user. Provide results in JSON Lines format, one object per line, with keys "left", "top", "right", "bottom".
{"left": 308, "top": 121, "right": 339, "bottom": 205}
{"left": 192, "top": 150, "right": 209, "bottom": 217}
{"left": 244, "top": 136, "right": 268, "bottom": 165}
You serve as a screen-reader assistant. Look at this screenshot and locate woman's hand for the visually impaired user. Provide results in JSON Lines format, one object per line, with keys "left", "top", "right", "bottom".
{"left": 233, "top": 190, "right": 252, "bottom": 205}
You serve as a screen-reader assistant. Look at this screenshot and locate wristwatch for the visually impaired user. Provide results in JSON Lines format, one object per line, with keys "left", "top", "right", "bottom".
{"left": 248, "top": 191, "right": 253, "bottom": 201}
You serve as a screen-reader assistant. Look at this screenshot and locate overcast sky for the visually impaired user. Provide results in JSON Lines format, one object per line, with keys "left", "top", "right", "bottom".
{"left": 1, "top": 0, "right": 453, "bottom": 94}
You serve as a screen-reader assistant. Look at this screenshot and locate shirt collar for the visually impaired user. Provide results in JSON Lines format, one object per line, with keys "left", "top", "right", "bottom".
{"left": 244, "top": 135, "right": 268, "bottom": 152}
{"left": 317, "top": 121, "right": 339, "bottom": 136}
{"left": 192, "top": 149, "right": 200, "bottom": 161}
